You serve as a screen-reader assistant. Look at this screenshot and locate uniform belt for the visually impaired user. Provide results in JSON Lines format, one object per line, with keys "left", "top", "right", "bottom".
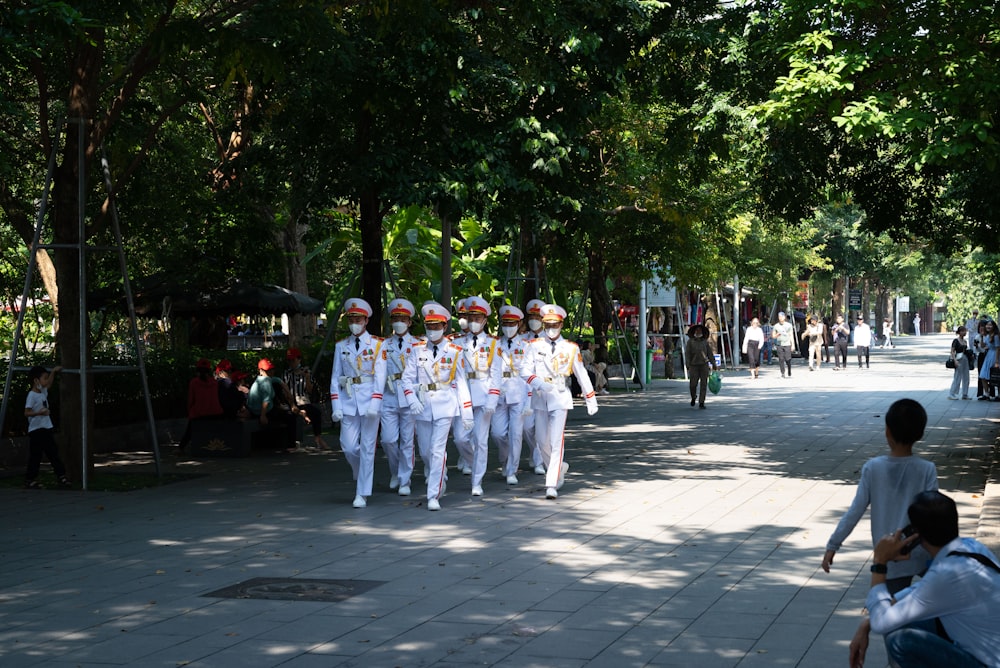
{"left": 388, "top": 372, "right": 402, "bottom": 381}
{"left": 542, "top": 376, "right": 567, "bottom": 383}
{"left": 502, "top": 371, "right": 514, "bottom": 378}
{"left": 467, "top": 371, "right": 479, "bottom": 380}
{"left": 347, "top": 375, "right": 373, "bottom": 385}
{"left": 420, "top": 382, "right": 441, "bottom": 392}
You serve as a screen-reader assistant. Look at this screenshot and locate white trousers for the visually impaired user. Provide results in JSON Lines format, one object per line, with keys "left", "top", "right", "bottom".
{"left": 521, "top": 407, "right": 544, "bottom": 468}
{"left": 491, "top": 401, "right": 525, "bottom": 477}
{"left": 454, "top": 406, "right": 491, "bottom": 487}
{"left": 381, "top": 403, "right": 415, "bottom": 487}
{"left": 534, "top": 408, "right": 568, "bottom": 489}
{"left": 415, "top": 417, "right": 452, "bottom": 500}
{"left": 339, "top": 413, "right": 380, "bottom": 497}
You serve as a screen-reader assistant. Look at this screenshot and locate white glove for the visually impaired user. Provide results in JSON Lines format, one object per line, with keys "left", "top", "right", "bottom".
{"left": 409, "top": 399, "right": 425, "bottom": 414}
{"left": 521, "top": 405, "right": 533, "bottom": 415}
{"left": 366, "top": 407, "right": 380, "bottom": 419}
{"left": 536, "top": 382, "right": 554, "bottom": 394}
{"left": 332, "top": 410, "right": 343, "bottom": 422}
{"left": 587, "top": 404, "right": 598, "bottom": 416}
{"left": 462, "top": 420, "right": 474, "bottom": 431}
{"left": 483, "top": 407, "right": 495, "bottom": 418}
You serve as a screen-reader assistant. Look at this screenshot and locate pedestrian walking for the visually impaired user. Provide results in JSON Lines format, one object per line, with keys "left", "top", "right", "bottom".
{"left": 525, "top": 303, "right": 598, "bottom": 499}
{"left": 491, "top": 305, "right": 531, "bottom": 485}
{"left": 977, "top": 320, "right": 1000, "bottom": 401}
{"left": 685, "top": 323, "right": 717, "bottom": 408}
{"left": 329, "top": 298, "right": 387, "bottom": 509}
{"left": 854, "top": 316, "right": 872, "bottom": 368}
{"left": 381, "top": 297, "right": 421, "bottom": 496}
{"left": 519, "top": 298, "right": 547, "bottom": 475}
{"left": 402, "top": 302, "right": 473, "bottom": 511}
{"left": 831, "top": 315, "right": 850, "bottom": 370}
{"left": 23, "top": 365, "right": 71, "bottom": 489}
{"left": 802, "top": 315, "right": 824, "bottom": 371}
{"left": 742, "top": 317, "right": 764, "bottom": 379}
{"left": 771, "top": 311, "right": 795, "bottom": 378}
{"left": 881, "top": 317, "right": 894, "bottom": 348}
{"left": 947, "top": 326, "right": 973, "bottom": 400}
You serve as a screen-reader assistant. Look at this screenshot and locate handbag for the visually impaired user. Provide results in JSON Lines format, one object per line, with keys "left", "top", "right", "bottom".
{"left": 707, "top": 371, "right": 722, "bottom": 394}
{"left": 990, "top": 368, "right": 1000, "bottom": 384}
{"left": 945, "top": 358, "right": 956, "bottom": 369}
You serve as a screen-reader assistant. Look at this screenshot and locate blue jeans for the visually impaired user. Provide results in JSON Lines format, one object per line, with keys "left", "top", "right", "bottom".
{"left": 885, "top": 620, "right": 986, "bottom": 668}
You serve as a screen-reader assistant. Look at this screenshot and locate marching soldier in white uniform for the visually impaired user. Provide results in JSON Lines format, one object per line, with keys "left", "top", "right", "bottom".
{"left": 491, "top": 305, "right": 532, "bottom": 485}
{"left": 401, "top": 303, "right": 473, "bottom": 511}
{"left": 525, "top": 303, "right": 598, "bottom": 499}
{"left": 451, "top": 295, "right": 502, "bottom": 496}
{"left": 329, "top": 298, "right": 387, "bottom": 508}
{"left": 381, "top": 298, "right": 421, "bottom": 496}
{"left": 520, "top": 298, "right": 547, "bottom": 475}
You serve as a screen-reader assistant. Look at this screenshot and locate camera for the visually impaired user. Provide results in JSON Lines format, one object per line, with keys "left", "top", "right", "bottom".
{"left": 900, "top": 524, "right": 918, "bottom": 554}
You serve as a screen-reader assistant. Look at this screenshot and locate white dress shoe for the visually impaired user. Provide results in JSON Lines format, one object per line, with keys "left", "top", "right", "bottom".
{"left": 389, "top": 476, "right": 400, "bottom": 490}
{"left": 534, "top": 465, "right": 546, "bottom": 475}
{"left": 352, "top": 495, "right": 367, "bottom": 508}
{"left": 556, "top": 462, "right": 570, "bottom": 490}
{"left": 461, "top": 465, "right": 472, "bottom": 475}
{"left": 545, "top": 487, "right": 558, "bottom": 499}
{"left": 427, "top": 498, "right": 441, "bottom": 511}
{"left": 506, "top": 475, "right": 518, "bottom": 485}
{"left": 471, "top": 485, "right": 483, "bottom": 496}
{"left": 398, "top": 485, "right": 411, "bottom": 496}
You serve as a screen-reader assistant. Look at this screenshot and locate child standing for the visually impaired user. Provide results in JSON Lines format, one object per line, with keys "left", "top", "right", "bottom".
{"left": 821, "top": 398, "right": 938, "bottom": 594}
{"left": 23, "top": 365, "right": 71, "bottom": 489}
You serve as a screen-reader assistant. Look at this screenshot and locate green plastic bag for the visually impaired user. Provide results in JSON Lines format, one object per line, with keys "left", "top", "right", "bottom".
{"left": 707, "top": 371, "right": 722, "bottom": 395}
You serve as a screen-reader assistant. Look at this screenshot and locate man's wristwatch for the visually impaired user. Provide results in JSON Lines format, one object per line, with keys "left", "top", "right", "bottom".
{"left": 870, "top": 563, "right": 888, "bottom": 574}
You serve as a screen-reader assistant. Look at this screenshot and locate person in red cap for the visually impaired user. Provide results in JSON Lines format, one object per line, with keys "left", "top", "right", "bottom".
{"left": 451, "top": 295, "right": 502, "bottom": 497}
{"left": 283, "top": 348, "right": 327, "bottom": 450}
{"left": 401, "top": 302, "right": 473, "bottom": 511}
{"left": 491, "top": 304, "right": 532, "bottom": 485}
{"left": 214, "top": 359, "right": 246, "bottom": 418}
{"left": 520, "top": 298, "right": 548, "bottom": 475}
{"left": 330, "top": 298, "right": 387, "bottom": 508}
{"left": 381, "top": 297, "right": 420, "bottom": 496}
{"left": 246, "top": 358, "right": 298, "bottom": 452}
{"left": 525, "top": 303, "right": 598, "bottom": 500}
{"left": 177, "top": 358, "right": 223, "bottom": 452}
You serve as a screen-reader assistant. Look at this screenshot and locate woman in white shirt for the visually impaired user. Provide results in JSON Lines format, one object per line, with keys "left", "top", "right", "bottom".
{"left": 742, "top": 318, "right": 765, "bottom": 379}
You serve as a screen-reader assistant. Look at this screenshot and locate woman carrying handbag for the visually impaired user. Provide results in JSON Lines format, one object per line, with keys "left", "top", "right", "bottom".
{"left": 947, "top": 326, "right": 972, "bottom": 400}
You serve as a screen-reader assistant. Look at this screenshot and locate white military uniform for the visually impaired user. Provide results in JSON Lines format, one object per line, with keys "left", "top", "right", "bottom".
{"left": 525, "top": 304, "right": 598, "bottom": 497}
{"left": 381, "top": 299, "right": 421, "bottom": 494}
{"left": 491, "top": 305, "right": 532, "bottom": 481}
{"left": 402, "top": 303, "right": 473, "bottom": 507}
{"left": 451, "top": 296, "right": 502, "bottom": 492}
{"left": 519, "top": 298, "right": 547, "bottom": 473}
{"left": 329, "top": 299, "right": 387, "bottom": 503}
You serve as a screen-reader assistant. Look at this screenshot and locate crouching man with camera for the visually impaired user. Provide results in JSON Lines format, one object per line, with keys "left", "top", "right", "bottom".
{"left": 849, "top": 491, "right": 1000, "bottom": 668}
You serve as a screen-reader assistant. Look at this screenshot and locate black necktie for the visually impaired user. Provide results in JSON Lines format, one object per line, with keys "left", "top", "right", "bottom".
{"left": 472, "top": 335, "right": 478, "bottom": 349}
{"left": 355, "top": 337, "right": 360, "bottom": 351}
{"left": 507, "top": 339, "right": 512, "bottom": 350}
{"left": 433, "top": 344, "right": 438, "bottom": 358}
{"left": 398, "top": 337, "right": 403, "bottom": 350}
{"left": 551, "top": 340, "right": 556, "bottom": 353}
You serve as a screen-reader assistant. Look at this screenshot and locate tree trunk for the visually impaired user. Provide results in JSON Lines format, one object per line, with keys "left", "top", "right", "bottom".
{"left": 586, "top": 247, "right": 612, "bottom": 346}
{"left": 280, "top": 208, "right": 315, "bottom": 345}
{"left": 53, "top": 72, "right": 102, "bottom": 481}
{"left": 359, "top": 187, "right": 383, "bottom": 334}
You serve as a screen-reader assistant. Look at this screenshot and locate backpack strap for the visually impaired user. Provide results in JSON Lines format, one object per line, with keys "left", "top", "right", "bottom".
{"left": 948, "top": 550, "right": 1000, "bottom": 574}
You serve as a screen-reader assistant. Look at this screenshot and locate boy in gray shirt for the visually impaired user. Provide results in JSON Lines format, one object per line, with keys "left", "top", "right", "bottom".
{"left": 821, "top": 399, "right": 938, "bottom": 594}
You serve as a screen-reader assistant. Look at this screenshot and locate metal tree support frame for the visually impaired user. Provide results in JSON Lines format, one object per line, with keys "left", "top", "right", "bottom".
{"left": 0, "top": 119, "right": 161, "bottom": 488}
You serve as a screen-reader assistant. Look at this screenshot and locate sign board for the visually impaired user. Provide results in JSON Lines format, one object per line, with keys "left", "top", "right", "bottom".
{"left": 848, "top": 289, "right": 862, "bottom": 309}
{"left": 646, "top": 274, "right": 676, "bottom": 307}
{"left": 896, "top": 296, "right": 910, "bottom": 312}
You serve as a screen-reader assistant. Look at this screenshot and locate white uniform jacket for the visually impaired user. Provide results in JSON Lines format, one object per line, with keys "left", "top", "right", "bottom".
{"left": 526, "top": 336, "right": 597, "bottom": 412}
{"left": 452, "top": 332, "right": 502, "bottom": 411}
{"left": 495, "top": 335, "right": 531, "bottom": 405}
{"left": 383, "top": 333, "right": 422, "bottom": 408}
{"left": 329, "top": 332, "right": 387, "bottom": 417}
{"left": 401, "top": 340, "right": 473, "bottom": 423}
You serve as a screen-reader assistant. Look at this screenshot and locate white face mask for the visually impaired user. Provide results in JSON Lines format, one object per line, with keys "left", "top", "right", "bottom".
{"left": 349, "top": 322, "right": 365, "bottom": 336}
{"left": 528, "top": 319, "right": 542, "bottom": 332}
{"left": 391, "top": 321, "right": 408, "bottom": 335}
{"left": 468, "top": 320, "right": 483, "bottom": 334}
{"left": 425, "top": 328, "right": 445, "bottom": 342}
{"left": 545, "top": 327, "right": 561, "bottom": 340}
{"left": 502, "top": 326, "right": 519, "bottom": 340}
{"left": 458, "top": 317, "right": 468, "bottom": 330}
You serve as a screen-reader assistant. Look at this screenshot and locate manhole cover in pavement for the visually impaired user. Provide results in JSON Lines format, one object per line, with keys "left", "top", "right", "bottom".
{"left": 204, "top": 577, "right": 384, "bottom": 602}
